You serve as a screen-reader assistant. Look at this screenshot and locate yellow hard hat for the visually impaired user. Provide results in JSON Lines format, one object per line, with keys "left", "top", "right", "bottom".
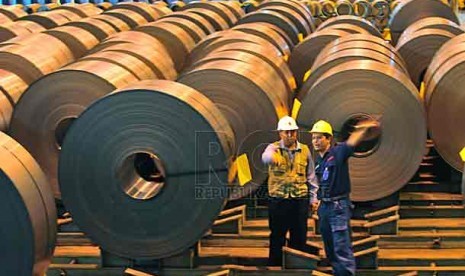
{"left": 310, "top": 120, "right": 333, "bottom": 136}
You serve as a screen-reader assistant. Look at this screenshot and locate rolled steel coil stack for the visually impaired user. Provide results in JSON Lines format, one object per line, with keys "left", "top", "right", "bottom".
{"left": 388, "top": 0, "right": 459, "bottom": 45}
{"left": 423, "top": 33, "right": 465, "bottom": 172}
{"left": 295, "top": 32, "right": 426, "bottom": 202}
{"left": 395, "top": 17, "right": 463, "bottom": 88}
{"left": 0, "top": 132, "right": 56, "bottom": 276}
{"left": 289, "top": 16, "right": 381, "bottom": 88}
{"left": 58, "top": 79, "right": 235, "bottom": 260}
{"left": 0, "top": 3, "right": 168, "bottom": 132}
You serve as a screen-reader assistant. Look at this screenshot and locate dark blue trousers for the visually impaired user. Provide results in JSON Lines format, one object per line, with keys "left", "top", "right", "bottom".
{"left": 318, "top": 198, "right": 356, "bottom": 276}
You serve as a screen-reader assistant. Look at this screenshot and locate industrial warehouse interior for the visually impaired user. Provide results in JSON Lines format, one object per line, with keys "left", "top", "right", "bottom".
{"left": 1, "top": 0, "right": 465, "bottom": 275}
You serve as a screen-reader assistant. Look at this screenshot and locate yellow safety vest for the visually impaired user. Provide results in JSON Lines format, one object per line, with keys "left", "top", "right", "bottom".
{"left": 268, "top": 142, "right": 310, "bottom": 198}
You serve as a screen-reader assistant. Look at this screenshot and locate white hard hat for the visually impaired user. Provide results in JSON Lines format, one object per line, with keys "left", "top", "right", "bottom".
{"left": 277, "top": 116, "right": 298, "bottom": 131}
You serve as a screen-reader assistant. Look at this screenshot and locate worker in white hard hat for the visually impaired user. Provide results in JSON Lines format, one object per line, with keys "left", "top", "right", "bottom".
{"left": 310, "top": 118, "right": 380, "bottom": 276}
{"left": 261, "top": 116, "right": 319, "bottom": 266}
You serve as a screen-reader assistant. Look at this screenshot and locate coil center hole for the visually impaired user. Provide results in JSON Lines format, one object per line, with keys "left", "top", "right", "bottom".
{"left": 55, "top": 117, "right": 76, "bottom": 151}
{"left": 119, "top": 152, "right": 165, "bottom": 200}
{"left": 340, "top": 114, "right": 381, "bottom": 158}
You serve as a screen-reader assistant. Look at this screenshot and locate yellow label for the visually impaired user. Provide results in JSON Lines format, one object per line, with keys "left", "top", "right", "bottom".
{"left": 419, "top": 81, "right": 425, "bottom": 100}
{"left": 291, "top": 98, "right": 302, "bottom": 120}
{"left": 460, "top": 147, "right": 465, "bottom": 162}
{"left": 382, "top": 28, "right": 391, "bottom": 41}
{"left": 288, "top": 76, "right": 297, "bottom": 91}
{"left": 303, "top": 69, "right": 312, "bottom": 82}
{"left": 298, "top": 33, "right": 304, "bottom": 42}
{"left": 283, "top": 54, "right": 289, "bottom": 62}
{"left": 236, "top": 154, "right": 252, "bottom": 186}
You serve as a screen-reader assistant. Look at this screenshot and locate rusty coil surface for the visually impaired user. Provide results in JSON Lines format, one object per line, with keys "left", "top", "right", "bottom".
{"left": 396, "top": 28, "right": 456, "bottom": 87}
{"left": 423, "top": 34, "right": 465, "bottom": 171}
{"left": 163, "top": 11, "right": 216, "bottom": 35}
{"left": 59, "top": 80, "right": 234, "bottom": 259}
{"left": 0, "top": 132, "right": 56, "bottom": 276}
{"left": 238, "top": 10, "right": 300, "bottom": 45}
{"left": 178, "top": 58, "right": 290, "bottom": 199}
{"left": 297, "top": 60, "right": 426, "bottom": 202}
{"left": 289, "top": 29, "right": 349, "bottom": 87}
{"left": 401, "top": 17, "right": 464, "bottom": 37}
{"left": 316, "top": 15, "right": 382, "bottom": 37}
{"left": 388, "top": 0, "right": 459, "bottom": 45}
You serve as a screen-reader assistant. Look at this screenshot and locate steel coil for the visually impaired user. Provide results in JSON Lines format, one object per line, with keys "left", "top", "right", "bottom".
{"left": 396, "top": 28, "right": 456, "bottom": 87}
{"left": 157, "top": 17, "right": 208, "bottom": 43}
{"left": 260, "top": 5, "right": 311, "bottom": 37}
{"left": 297, "top": 60, "right": 426, "bottom": 202}
{"left": 0, "top": 132, "right": 56, "bottom": 276}
{"left": 336, "top": 0, "right": 354, "bottom": 15}
{"left": 18, "top": 12, "right": 71, "bottom": 29}
{"left": 238, "top": 10, "right": 300, "bottom": 45}
{"left": 178, "top": 59, "right": 290, "bottom": 199}
{"left": 10, "top": 59, "right": 143, "bottom": 198}
{"left": 423, "top": 34, "right": 465, "bottom": 171}
{"left": 389, "top": 0, "right": 459, "bottom": 45}
{"left": 289, "top": 29, "right": 349, "bottom": 87}
{"left": 187, "top": 30, "right": 282, "bottom": 68}
{"left": 401, "top": 17, "right": 464, "bottom": 37}
{"left": 53, "top": 3, "right": 102, "bottom": 18}
{"left": 45, "top": 26, "right": 100, "bottom": 60}
{"left": 313, "top": 34, "right": 408, "bottom": 73}
{"left": 186, "top": 8, "right": 229, "bottom": 31}
{"left": 232, "top": 23, "right": 292, "bottom": 56}
{"left": 93, "top": 14, "right": 131, "bottom": 32}
{"left": 0, "top": 6, "right": 27, "bottom": 20}
{"left": 259, "top": 0, "right": 316, "bottom": 33}
{"left": 0, "top": 70, "right": 27, "bottom": 131}
{"left": 298, "top": 47, "right": 408, "bottom": 101}
{"left": 353, "top": 0, "right": 371, "bottom": 18}
{"left": 58, "top": 80, "right": 234, "bottom": 259}
{"left": 137, "top": 22, "right": 196, "bottom": 73}
{"left": 104, "top": 9, "right": 149, "bottom": 29}
{"left": 316, "top": 15, "right": 382, "bottom": 37}
{"left": 65, "top": 17, "right": 118, "bottom": 41}
{"left": 108, "top": 2, "right": 160, "bottom": 22}
{"left": 164, "top": 11, "right": 216, "bottom": 35}
{"left": 180, "top": 2, "right": 237, "bottom": 26}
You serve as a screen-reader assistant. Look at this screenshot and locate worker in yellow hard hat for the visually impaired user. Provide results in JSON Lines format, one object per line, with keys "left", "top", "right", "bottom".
{"left": 261, "top": 116, "right": 319, "bottom": 266}
{"left": 310, "top": 118, "right": 380, "bottom": 276}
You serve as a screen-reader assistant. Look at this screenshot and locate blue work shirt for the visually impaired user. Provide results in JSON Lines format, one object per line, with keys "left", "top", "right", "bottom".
{"left": 315, "top": 142, "right": 354, "bottom": 199}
